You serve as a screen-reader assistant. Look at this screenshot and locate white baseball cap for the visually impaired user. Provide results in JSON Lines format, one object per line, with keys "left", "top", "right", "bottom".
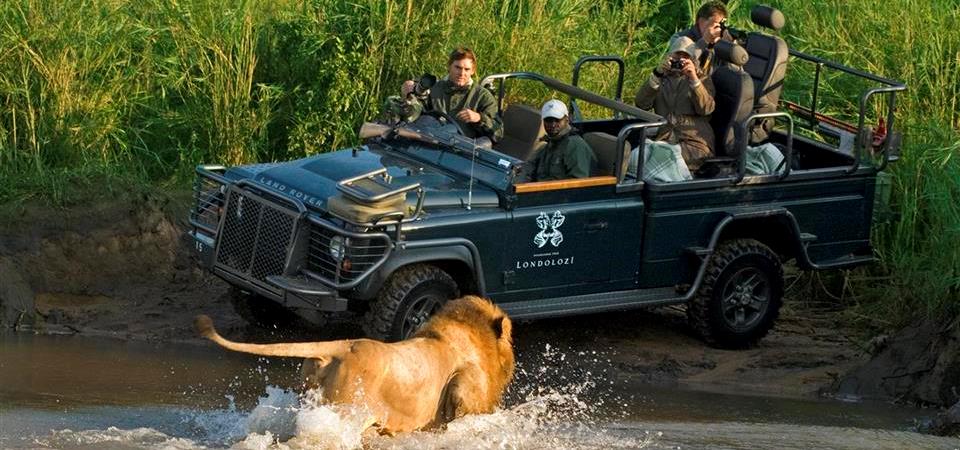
{"left": 540, "top": 99, "right": 568, "bottom": 120}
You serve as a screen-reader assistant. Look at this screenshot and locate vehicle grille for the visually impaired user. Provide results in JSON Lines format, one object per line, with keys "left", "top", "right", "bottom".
{"left": 306, "top": 223, "right": 390, "bottom": 286}
{"left": 215, "top": 189, "right": 299, "bottom": 292}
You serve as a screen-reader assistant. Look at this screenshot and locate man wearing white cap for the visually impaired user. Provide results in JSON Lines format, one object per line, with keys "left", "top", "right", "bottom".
{"left": 635, "top": 36, "right": 716, "bottom": 171}
{"left": 522, "top": 100, "right": 596, "bottom": 181}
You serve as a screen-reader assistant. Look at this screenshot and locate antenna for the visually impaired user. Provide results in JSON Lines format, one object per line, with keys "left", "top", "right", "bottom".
{"left": 466, "top": 142, "right": 476, "bottom": 210}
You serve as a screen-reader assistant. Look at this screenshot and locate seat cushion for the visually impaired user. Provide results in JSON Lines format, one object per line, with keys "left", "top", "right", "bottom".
{"left": 494, "top": 103, "right": 545, "bottom": 161}
{"left": 583, "top": 132, "right": 628, "bottom": 177}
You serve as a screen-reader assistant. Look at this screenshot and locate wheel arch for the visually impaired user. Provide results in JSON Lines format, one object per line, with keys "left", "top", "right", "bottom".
{"left": 352, "top": 242, "right": 484, "bottom": 301}
{"left": 712, "top": 210, "right": 807, "bottom": 266}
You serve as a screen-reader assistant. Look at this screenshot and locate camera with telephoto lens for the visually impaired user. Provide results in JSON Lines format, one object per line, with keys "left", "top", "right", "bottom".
{"left": 411, "top": 73, "right": 437, "bottom": 100}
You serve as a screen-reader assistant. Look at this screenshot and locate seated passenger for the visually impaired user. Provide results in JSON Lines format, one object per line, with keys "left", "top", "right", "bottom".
{"left": 400, "top": 47, "right": 503, "bottom": 141}
{"left": 635, "top": 36, "right": 716, "bottom": 172}
{"left": 521, "top": 100, "right": 596, "bottom": 182}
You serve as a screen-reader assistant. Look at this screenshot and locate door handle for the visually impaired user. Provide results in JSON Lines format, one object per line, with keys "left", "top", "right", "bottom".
{"left": 584, "top": 221, "right": 608, "bottom": 232}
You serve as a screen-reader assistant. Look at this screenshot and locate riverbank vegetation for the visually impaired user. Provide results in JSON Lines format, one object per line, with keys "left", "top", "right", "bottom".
{"left": 0, "top": 0, "right": 956, "bottom": 323}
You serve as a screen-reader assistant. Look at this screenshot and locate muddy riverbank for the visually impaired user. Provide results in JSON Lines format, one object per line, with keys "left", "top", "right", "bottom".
{"left": 0, "top": 192, "right": 956, "bottom": 436}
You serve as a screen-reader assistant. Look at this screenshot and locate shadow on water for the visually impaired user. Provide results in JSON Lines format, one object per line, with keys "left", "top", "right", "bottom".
{"left": 1, "top": 331, "right": 958, "bottom": 449}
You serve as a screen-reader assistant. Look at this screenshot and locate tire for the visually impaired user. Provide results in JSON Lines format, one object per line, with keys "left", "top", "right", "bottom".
{"left": 687, "top": 239, "right": 784, "bottom": 349}
{"left": 227, "top": 287, "right": 302, "bottom": 330}
{"left": 364, "top": 264, "right": 459, "bottom": 342}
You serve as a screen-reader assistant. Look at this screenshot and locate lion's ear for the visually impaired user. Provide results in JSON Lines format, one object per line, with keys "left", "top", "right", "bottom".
{"left": 491, "top": 315, "right": 512, "bottom": 341}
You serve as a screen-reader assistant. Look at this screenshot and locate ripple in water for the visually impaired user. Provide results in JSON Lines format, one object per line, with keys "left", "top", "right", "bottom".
{"left": 19, "top": 344, "right": 960, "bottom": 450}
{"left": 23, "top": 344, "right": 659, "bottom": 450}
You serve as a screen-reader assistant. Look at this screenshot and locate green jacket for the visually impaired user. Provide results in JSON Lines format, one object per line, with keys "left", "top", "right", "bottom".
{"left": 425, "top": 79, "right": 503, "bottom": 141}
{"left": 525, "top": 127, "right": 596, "bottom": 181}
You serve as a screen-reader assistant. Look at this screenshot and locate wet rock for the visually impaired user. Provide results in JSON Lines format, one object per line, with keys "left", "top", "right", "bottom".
{"left": 834, "top": 317, "right": 960, "bottom": 407}
{"left": 0, "top": 257, "right": 35, "bottom": 328}
{"left": 922, "top": 400, "right": 960, "bottom": 437}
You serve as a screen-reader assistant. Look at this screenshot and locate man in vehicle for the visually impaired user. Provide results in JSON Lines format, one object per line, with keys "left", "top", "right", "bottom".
{"left": 635, "top": 36, "right": 716, "bottom": 172}
{"left": 522, "top": 99, "right": 596, "bottom": 182}
{"left": 672, "top": 1, "right": 731, "bottom": 75}
{"left": 401, "top": 47, "right": 502, "bottom": 141}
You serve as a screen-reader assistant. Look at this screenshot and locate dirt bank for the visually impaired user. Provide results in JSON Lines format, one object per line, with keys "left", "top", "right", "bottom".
{"left": 0, "top": 192, "right": 946, "bottom": 416}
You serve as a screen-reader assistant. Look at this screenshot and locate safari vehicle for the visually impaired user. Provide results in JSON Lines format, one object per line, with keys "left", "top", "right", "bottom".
{"left": 189, "top": 6, "right": 905, "bottom": 348}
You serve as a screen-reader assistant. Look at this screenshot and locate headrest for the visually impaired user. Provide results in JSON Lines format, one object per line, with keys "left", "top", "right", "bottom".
{"left": 751, "top": 5, "right": 785, "bottom": 31}
{"left": 714, "top": 40, "right": 749, "bottom": 66}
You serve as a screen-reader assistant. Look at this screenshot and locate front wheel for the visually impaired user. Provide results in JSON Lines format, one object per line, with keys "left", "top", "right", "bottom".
{"left": 687, "top": 239, "right": 784, "bottom": 349}
{"left": 364, "top": 264, "right": 460, "bottom": 342}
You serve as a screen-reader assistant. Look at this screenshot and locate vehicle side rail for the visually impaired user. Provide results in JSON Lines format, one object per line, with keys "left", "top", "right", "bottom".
{"left": 787, "top": 49, "right": 907, "bottom": 174}
{"left": 514, "top": 176, "right": 616, "bottom": 193}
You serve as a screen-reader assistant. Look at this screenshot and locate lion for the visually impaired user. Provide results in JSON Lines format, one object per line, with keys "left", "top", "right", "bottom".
{"left": 194, "top": 295, "right": 515, "bottom": 435}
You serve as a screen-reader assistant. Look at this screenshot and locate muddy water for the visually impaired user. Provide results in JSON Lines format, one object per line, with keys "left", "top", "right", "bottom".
{"left": 1, "top": 332, "right": 958, "bottom": 450}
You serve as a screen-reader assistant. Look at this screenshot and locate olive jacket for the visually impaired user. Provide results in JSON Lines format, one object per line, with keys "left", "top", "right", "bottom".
{"left": 424, "top": 79, "right": 503, "bottom": 141}
{"left": 524, "top": 126, "right": 596, "bottom": 182}
{"left": 635, "top": 72, "right": 716, "bottom": 170}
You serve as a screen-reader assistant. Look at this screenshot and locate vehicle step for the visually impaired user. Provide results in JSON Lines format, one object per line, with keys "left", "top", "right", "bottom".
{"left": 499, "top": 287, "right": 681, "bottom": 320}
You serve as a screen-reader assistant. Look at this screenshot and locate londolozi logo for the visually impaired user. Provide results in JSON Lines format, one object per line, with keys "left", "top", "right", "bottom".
{"left": 534, "top": 211, "right": 565, "bottom": 248}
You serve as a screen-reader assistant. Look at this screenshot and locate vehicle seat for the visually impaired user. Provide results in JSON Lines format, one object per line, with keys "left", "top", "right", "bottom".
{"left": 494, "top": 103, "right": 545, "bottom": 161}
{"left": 743, "top": 5, "right": 788, "bottom": 143}
{"left": 583, "top": 132, "right": 628, "bottom": 177}
{"left": 709, "top": 40, "right": 754, "bottom": 158}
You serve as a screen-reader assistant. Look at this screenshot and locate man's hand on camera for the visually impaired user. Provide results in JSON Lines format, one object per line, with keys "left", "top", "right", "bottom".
{"left": 401, "top": 80, "right": 416, "bottom": 97}
{"left": 681, "top": 59, "right": 698, "bottom": 82}
{"left": 456, "top": 108, "right": 481, "bottom": 124}
{"left": 654, "top": 54, "right": 673, "bottom": 78}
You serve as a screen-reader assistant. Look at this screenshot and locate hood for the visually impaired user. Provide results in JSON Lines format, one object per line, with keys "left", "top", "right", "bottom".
{"left": 233, "top": 147, "right": 499, "bottom": 212}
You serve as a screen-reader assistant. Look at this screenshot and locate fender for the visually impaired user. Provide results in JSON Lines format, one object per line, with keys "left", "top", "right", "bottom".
{"left": 693, "top": 208, "right": 867, "bottom": 273}
{"left": 681, "top": 209, "right": 797, "bottom": 292}
{"left": 351, "top": 238, "right": 486, "bottom": 301}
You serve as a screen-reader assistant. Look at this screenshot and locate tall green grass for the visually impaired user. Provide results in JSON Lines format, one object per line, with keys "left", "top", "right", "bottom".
{"left": 0, "top": 0, "right": 956, "bottom": 321}
{"left": 759, "top": 0, "right": 960, "bottom": 321}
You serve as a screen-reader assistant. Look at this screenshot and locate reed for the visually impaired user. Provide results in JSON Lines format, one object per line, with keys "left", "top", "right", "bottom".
{"left": 0, "top": 0, "right": 955, "bottom": 322}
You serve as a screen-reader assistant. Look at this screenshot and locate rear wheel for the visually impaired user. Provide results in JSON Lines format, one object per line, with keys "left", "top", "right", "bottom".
{"left": 364, "top": 264, "right": 459, "bottom": 342}
{"left": 687, "top": 239, "right": 784, "bottom": 349}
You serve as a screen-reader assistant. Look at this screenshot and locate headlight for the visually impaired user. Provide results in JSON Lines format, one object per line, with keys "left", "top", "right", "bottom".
{"left": 329, "top": 236, "right": 347, "bottom": 260}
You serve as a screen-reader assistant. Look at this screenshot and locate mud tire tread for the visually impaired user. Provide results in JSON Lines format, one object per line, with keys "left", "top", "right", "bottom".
{"left": 687, "top": 238, "right": 784, "bottom": 349}
{"left": 363, "top": 264, "right": 459, "bottom": 342}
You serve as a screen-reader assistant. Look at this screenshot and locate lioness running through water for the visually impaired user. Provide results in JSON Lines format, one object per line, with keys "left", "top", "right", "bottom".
{"left": 194, "top": 295, "right": 515, "bottom": 435}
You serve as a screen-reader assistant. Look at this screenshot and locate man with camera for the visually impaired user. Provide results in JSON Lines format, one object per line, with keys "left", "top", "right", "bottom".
{"left": 672, "top": 1, "right": 732, "bottom": 76}
{"left": 400, "top": 47, "right": 502, "bottom": 141}
{"left": 634, "top": 36, "right": 716, "bottom": 172}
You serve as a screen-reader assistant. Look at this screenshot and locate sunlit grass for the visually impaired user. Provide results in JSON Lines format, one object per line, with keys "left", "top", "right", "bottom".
{"left": 0, "top": 0, "right": 956, "bottom": 322}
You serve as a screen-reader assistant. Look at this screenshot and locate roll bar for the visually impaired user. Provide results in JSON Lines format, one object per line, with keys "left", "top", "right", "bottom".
{"left": 480, "top": 72, "right": 662, "bottom": 123}
{"left": 787, "top": 49, "right": 906, "bottom": 174}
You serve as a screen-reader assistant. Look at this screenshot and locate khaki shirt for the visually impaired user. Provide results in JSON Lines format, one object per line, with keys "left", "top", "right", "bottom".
{"left": 425, "top": 79, "right": 503, "bottom": 141}
{"left": 635, "top": 73, "right": 716, "bottom": 169}
{"left": 525, "top": 127, "right": 596, "bottom": 181}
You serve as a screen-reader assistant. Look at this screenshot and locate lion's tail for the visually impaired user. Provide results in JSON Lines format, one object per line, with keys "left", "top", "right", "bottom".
{"left": 194, "top": 314, "right": 347, "bottom": 361}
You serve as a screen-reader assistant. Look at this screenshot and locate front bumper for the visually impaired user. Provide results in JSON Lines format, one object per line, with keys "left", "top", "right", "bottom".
{"left": 188, "top": 165, "right": 392, "bottom": 312}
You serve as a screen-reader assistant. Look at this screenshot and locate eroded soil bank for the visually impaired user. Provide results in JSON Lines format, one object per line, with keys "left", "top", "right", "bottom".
{"left": 0, "top": 192, "right": 956, "bottom": 435}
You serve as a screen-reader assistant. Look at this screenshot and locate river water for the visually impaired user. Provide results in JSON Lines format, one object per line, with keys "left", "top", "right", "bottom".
{"left": 1, "top": 332, "right": 958, "bottom": 450}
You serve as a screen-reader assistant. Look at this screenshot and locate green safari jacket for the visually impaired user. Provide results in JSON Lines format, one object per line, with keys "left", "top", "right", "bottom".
{"left": 425, "top": 79, "right": 503, "bottom": 141}
{"left": 525, "top": 127, "right": 596, "bottom": 181}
